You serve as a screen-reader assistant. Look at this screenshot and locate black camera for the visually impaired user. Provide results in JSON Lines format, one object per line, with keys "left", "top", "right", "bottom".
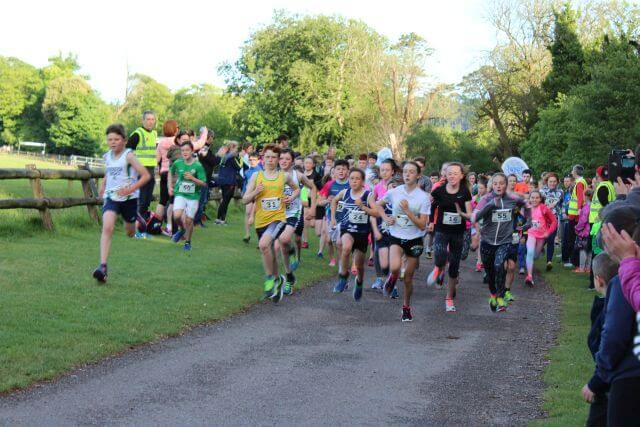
{"left": 608, "top": 149, "right": 636, "bottom": 182}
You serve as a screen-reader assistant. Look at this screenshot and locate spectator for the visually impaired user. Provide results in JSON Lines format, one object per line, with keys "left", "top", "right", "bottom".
{"left": 194, "top": 131, "right": 221, "bottom": 227}
{"left": 127, "top": 110, "right": 157, "bottom": 216}
{"left": 565, "top": 164, "right": 587, "bottom": 268}
{"left": 154, "top": 120, "right": 179, "bottom": 222}
{"left": 215, "top": 141, "right": 242, "bottom": 225}
{"left": 514, "top": 169, "right": 533, "bottom": 194}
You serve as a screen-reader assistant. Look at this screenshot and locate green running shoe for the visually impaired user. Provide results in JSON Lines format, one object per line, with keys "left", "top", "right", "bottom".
{"left": 504, "top": 290, "right": 515, "bottom": 302}
{"left": 489, "top": 296, "right": 497, "bottom": 312}
{"left": 263, "top": 277, "right": 276, "bottom": 299}
{"left": 496, "top": 297, "right": 507, "bottom": 312}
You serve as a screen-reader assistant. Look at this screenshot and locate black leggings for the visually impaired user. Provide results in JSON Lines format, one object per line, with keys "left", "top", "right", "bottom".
{"left": 217, "top": 185, "right": 236, "bottom": 221}
{"left": 480, "top": 242, "right": 511, "bottom": 298}
{"left": 433, "top": 231, "right": 464, "bottom": 278}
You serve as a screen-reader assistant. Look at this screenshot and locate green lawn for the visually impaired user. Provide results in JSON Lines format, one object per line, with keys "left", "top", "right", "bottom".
{"left": 532, "top": 260, "right": 595, "bottom": 426}
{"left": 0, "top": 154, "right": 332, "bottom": 393}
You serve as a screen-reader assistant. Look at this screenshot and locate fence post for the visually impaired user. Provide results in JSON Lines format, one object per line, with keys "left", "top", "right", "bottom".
{"left": 25, "top": 164, "right": 54, "bottom": 231}
{"left": 78, "top": 164, "right": 100, "bottom": 223}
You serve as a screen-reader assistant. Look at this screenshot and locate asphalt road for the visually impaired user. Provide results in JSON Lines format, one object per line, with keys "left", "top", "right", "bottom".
{"left": 0, "top": 255, "right": 559, "bottom": 426}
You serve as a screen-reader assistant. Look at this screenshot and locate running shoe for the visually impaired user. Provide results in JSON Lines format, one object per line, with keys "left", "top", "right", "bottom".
{"left": 333, "top": 275, "right": 348, "bottom": 293}
{"left": 525, "top": 275, "right": 534, "bottom": 287}
{"left": 401, "top": 306, "right": 413, "bottom": 322}
{"left": 489, "top": 296, "right": 497, "bottom": 312}
{"left": 426, "top": 267, "right": 441, "bottom": 287}
{"left": 134, "top": 231, "right": 150, "bottom": 239}
{"left": 434, "top": 272, "right": 445, "bottom": 290}
{"left": 563, "top": 263, "right": 574, "bottom": 268}
{"left": 445, "top": 298, "right": 456, "bottom": 312}
{"left": 317, "top": 252, "right": 324, "bottom": 259}
{"left": 171, "top": 229, "right": 185, "bottom": 243}
{"left": 475, "top": 262, "right": 483, "bottom": 272}
{"left": 504, "top": 290, "right": 515, "bottom": 302}
{"left": 546, "top": 262, "right": 553, "bottom": 271}
{"left": 290, "top": 254, "right": 300, "bottom": 271}
{"left": 383, "top": 275, "right": 396, "bottom": 297}
{"left": 496, "top": 297, "right": 507, "bottom": 312}
{"left": 518, "top": 268, "right": 525, "bottom": 275}
{"left": 92, "top": 264, "right": 107, "bottom": 283}
{"left": 263, "top": 277, "right": 276, "bottom": 299}
{"left": 242, "top": 236, "right": 250, "bottom": 244}
{"left": 371, "top": 277, "right": 384, "bottom": 290}
{"left": 302, "top": 242, "right": 309, "bottom": 249}
{"left": 272, "top": 275, "right": 285, "bottom": 303}
{"left": 390, "top": 288, "right": 399, "bottom": 299}
{"left": 353, "top": 279, "right": 364, "bottom": 301}
{"left": 329, "top": 258, "right": 337, "bottom": 267}
{"left": 184, "top": 242, "right": 191, "bottom": 252}
{"left": 284, "top": 273, "right": 295, "bottom": 296}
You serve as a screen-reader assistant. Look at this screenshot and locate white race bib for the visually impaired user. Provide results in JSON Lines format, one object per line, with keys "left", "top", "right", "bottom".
{"left": 179, "top": 181, "right": 196, "bottom": 194}
{"left": 336, "top": 201, "right": 345, "bottom": 212}
{"left": 348, "top": 209, "right": 368, "bottom": 224}
{"left": 442, "top": 212, "right": 462, "bottom": 225}
{"left": 106, "top": 186, "right": 128, "bottom": 202}
{"left": 261, "top": 197, "right": 281, "bottom": 212}
{"left": 492, "top": 209, "right": 512, "bottom": 223}
{"left": 396, "top": 214, "right": 412, "bottom": 228}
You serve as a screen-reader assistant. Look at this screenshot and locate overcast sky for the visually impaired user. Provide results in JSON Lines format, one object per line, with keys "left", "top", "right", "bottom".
{"left": 1, "top": 0, "right": 496, "bottom": 103}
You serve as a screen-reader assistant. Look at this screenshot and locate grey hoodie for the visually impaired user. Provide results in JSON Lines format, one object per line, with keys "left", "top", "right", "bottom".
{"left": 474, "top": 192, "right": 527, "bottom": 246}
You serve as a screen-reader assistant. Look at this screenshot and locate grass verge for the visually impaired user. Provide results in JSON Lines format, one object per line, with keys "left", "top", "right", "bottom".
{"left": 532, "top": 259, "right": 595, "bottom": 426}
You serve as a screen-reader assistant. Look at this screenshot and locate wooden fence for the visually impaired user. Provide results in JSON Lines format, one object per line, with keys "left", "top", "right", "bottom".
{"left": 0, "top": 165, "right": 244, "bottom": 231}
{"left": 0, "top": 164, "right": 103, "bottom": 231}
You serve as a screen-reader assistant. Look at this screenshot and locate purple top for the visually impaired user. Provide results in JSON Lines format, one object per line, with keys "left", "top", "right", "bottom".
{"left": 620, "top": 257, "right": 640, "bottom": 312}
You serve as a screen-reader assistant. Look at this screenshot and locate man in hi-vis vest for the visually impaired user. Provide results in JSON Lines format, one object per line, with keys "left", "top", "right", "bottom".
{"left": 127, "top": 110, "right": 157, "bottom": 216}
{"left": 564, "top": 164, "right": 587, "bottom": 268}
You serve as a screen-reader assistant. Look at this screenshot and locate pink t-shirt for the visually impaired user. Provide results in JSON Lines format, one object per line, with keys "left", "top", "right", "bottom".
{"left": 528, "top": 204, "right": 557, "bottom": 238}
{"left": 374, "top": 180, "right": 388, "bottom": 200}
{"left": 156, "top": 137, "right": 175, "bottom": 173}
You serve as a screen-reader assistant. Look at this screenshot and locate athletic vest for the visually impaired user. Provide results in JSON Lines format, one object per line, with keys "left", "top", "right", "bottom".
{"left": 589, "top": 180, "right": 615, "bottom": 223}
{"left": 340, "top": 188, "right": 371, "bottom": 234}
{"left": 130, "top": 127, "right": 158, "bottom": 167}
{"left": 284, "top": 170, "right": 301, "bottom": 219}
{"left": 567, "top": 177, "right": 587, "bottom": 216}
{"left": 103, "top": 149, "right": 138, "bottom": 201}
{"left": 254, "top": 170, "right": 286, "bottom": 229}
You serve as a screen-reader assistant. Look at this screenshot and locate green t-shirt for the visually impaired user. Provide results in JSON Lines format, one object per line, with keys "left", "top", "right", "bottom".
{"left": 170, "top": 159, "right": 206, "bottom": 200}
{"left": 300, "top": 186, "right": 309, "bottom": 205}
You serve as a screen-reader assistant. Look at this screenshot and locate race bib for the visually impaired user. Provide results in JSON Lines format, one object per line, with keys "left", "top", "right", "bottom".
{"left": 492, "top": 209, "right": 512, "bottom": 223}
{"left": 545, "top": 197, "right": 558, "bottom": 207}
{"left": 442, "top": 212, "right": 462, "bottom": 225}
{"left": 512, "top": 232, "right": 520, "bottom": 245}
{"left": 396, "top": 214, "right": 412, "bottom": 228}
{"left": 532, "top": 219, "right": 541, "bottom": 229}
{"left": 348, "top": 209, "right": 368, "bottom": 224}
{"left": 106, "top": 187, "right": 128, "bottom": 202}
{"left": 336, "top": 201, "right": 345, "bottom": 213}
{"left": 261, "top": 197, "right": 281, "bottom": 212}
{"left": 179, "top": 181, "right": 196, "bottom": 194}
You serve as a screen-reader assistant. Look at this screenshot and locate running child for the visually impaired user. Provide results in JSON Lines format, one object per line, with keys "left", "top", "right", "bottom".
{"left": 473, "top": 173, "right": 527, "bottom": 312}
{"left": 523, "top": 190, "right": 558, "bottom": 286}
{"left": 242, "top": 144, "right": 300, "bottom": 302}
{"left": 168, "top": 142, "right": 207, "bottom": 251}
{"left": 93, "top": 124, "right": 151, "bottom": 283}
{"left": 377, "top": 161, "right": 431, "bottom": 322}
{"left": 318, "top": 160, "right": 350, "bottom": 268}
{"left": 242, "top": 151, "right": 262, "bottom": 243}
{"left": 331, "top": 168, "right": 378, "bottom": 300}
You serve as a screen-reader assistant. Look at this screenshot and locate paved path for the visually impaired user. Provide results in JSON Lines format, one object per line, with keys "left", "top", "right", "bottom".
{"left": 0, "top": 256, "right": 558, "bottom": 426}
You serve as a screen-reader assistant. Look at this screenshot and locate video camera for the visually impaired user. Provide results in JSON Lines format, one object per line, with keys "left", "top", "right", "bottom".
{"left": 608, "top": 149, "right": 636, "bottom": 182}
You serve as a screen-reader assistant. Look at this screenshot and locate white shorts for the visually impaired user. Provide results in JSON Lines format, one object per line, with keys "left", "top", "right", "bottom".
{"left": 174, "top": 196, "right": 199, "bottom": 219}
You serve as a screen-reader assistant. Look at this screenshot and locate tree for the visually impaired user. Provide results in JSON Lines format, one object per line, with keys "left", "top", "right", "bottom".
{"left": 41, "top": 75, "right": 110, "bottom": 155}
{"left": 0, "top": 57, "right": 43, "bottom": 144}
{"left": 542, "top": 4, "right": 587, "bottom": 102}
{"left": 116, "top": 74, "right": 173, "bottom": 134}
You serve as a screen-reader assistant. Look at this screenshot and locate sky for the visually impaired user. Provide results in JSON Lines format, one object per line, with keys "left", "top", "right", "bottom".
{"left": 1, "top": 0, "right": 496, "bottom": 103}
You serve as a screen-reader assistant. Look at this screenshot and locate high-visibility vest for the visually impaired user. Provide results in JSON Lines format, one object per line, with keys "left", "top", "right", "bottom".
{"left": 567, "top": 177, "right": 587, "bottom": 216}
{"left": 130, "top": 127, "right": 157, "bottom": 167}
{"left": 589, "top": 180, "right": 615, "bottom": 223}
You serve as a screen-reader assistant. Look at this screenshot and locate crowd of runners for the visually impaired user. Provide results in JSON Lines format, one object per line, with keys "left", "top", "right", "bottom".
{"left": 90, "top": 111, "right": 640, "bottom": 423}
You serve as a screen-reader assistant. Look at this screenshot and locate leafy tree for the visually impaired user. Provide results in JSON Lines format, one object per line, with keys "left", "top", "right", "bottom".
{"left": 41, "top": 75, "right": 110, "bottom": 155}
{"left": 0, "top": 57, "right": 43, "bottom": 144}
{"left": 543, "top": 4, "right": 587, "bottom": 102}
{"left": 116, "top": 74, "right": 173, "bottom": 134}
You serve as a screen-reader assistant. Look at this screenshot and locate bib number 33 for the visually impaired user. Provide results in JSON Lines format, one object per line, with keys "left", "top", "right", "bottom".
{"left": 261, "top": 197, "right": 281, "bottom": 211}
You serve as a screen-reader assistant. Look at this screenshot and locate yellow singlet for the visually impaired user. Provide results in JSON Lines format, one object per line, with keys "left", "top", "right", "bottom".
{"left": 254, "top": 170, "right": 286, "bottom": 229}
